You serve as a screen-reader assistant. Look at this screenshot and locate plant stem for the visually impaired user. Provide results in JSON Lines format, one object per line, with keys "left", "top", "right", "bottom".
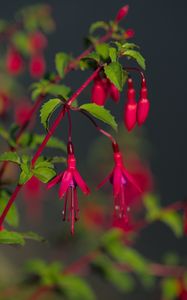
{"left": 0, "top": 67, "right": 101, "bottom": 227}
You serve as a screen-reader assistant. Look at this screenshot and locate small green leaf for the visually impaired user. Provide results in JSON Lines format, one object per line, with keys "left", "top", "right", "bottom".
{"left": 46, "top": 84, "right": 71, "bottom": 99}
{"left": 0, "top": 151, "right": 21, "bottom": 165}
{"left": 160, "top": 211, "right": 183, "bottom": 238}
{"left": 109, "top": 47, "right": 118, "bottom": 62}
{"left": 0, "top": 190, "right": 19, "bottom": 228}
{"left": 21, "top": 231, "right": 45, "bottom": 242}
{"left": 33, "top": 167, "right": 56, "bottom": 183}
{"left": 124, "top": 49, "right": 146, "bottom": 70}
{"left": 119, "top": 42, "right": 139, "bottom": 51}
{"left": 89, "top": 21, "right": 109, "bottom": 34}
{"left": 162, "top": 278, "right": 179, "bottom": 300}
{"left": 143, "top": 194, "right": 161, "bottom": 221}
{"left": 80, "top": 103, "right": 117, "bottom": 131}
{"left": 19, "top": 164, "right": 32, "bottom": 185}
{"left": 55, "top": 52, "right": 71, "bottom": 78}
{"left": 84, "top": 52, "right": 100, "bottom": 63}
{"left": 104, "top": 62, "right": 124, "bottom": 91}
{"left": 40, "top": 98, "right": 62, "bottom": 130}
{"left": 0, "top": 230, "right": 25, "bottom": 246}
{"left": 58, "top": 275, "right": 96, "bottom": 300}
{"left": 12, "top": 32, "right": 30, "bottom": 55}
{"left": 95, "top": 43, "right": 110, "bottom": 60}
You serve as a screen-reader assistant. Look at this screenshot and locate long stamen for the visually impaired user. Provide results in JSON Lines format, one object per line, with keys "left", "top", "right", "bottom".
{"left": 71, "top": 186, "right": 75, "bottom": 235}
{"left": 62, "top": 191, "right": 68, "bottom": 221}
{"left": 74, "top": 188, "right": 79, "bottom": 221}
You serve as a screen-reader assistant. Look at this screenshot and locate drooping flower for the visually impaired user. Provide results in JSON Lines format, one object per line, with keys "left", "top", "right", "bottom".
{"left": 109, "top": 82, "right": 120, "bottom": 103}
{"left": 29, "top": 31, "right": 47, "bottom": 54}
{"left": 124, "top": 77, "right": 137, "bottom": 131}
{"left": 98, "top": 144, "right": 141, "bottom": 222}
{"left": 29, "top": 55, "right": 46, "bottom": 78}
{"left": 47, "top": 142, "right": 90, "bottom": 234}
{"left": 137, "top": 78, "right": 150, "bottom": 126}
{"left": 91, "top": 77, "right": 107, "bottom": 106}
{"left": 6, "top": 48, "right": 24, "bottom": 75}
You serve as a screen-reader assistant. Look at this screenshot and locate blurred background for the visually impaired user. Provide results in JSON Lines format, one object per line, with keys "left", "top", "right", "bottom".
{"left": 0, "top": 0, "right": 186, "bottom": 299}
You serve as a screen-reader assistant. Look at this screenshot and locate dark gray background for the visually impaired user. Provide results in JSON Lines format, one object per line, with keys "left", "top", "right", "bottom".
{"left": 0, "top": 1, "right": 187, "bottom": 299}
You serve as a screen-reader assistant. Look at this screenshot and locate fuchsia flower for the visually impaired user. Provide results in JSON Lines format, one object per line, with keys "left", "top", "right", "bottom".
{"left": 124, "top": 28, "right": 135, "bottom": 39}
{"left": 47, "top": 142, "right": 90, "bottom": 234}
{"left": 115, "top": 5, "right": 129, "bottom": 23}
{"left": 29, "top": 55, "right": 46, "bottom": 78}
{"left": 98, "top": 143, "right": 141, "bottom": 222}
{"left": 124, "top": 77, "right": 137, "bottom": 131}
{"left": 6, "top": 48, "right": 24, "bottom": 75}
{"left": 29, "top": 31, "right": 47, "bottom": 54}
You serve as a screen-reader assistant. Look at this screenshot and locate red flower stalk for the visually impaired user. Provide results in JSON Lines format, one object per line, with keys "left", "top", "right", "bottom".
{"left": 124, "top": 28, "right": 135, "bottom": 39}
{"left": 29, "top": 55, "right": 46, "bottom": 78}
{"left": 124, "top": 77, "right": 137, "bottom": 131}
{"left": 6, "top": 49, "right": 24, "bottom": 75}
{"left": 91, "top": 77, "right": 107, "bottom": 106}
{"left": 47, "top": 142, "right": 90, "bottom": 235}
{"left": 98, "top": 143, "right": 141, "bottom": 222}
{"left": 115, "top": 5, "right": 129, "bottom": 23}
{"left": 137, "top": 78, "right": 150, "bottom": 126}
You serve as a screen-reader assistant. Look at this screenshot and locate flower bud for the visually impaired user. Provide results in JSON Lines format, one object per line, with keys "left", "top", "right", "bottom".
{"left": 124, "top": 28, "right": 135, "bottom": 39}
{"left": 29, "top": 55, "right": 46, "bottom": 78}
{"left": 124, "top": 78, "right": 137, "bottom": 131}
{"left": 137, "top": 78, "right": 150, "bottom": 126}
{"left": 29, "top": 31, "right": 47, "bottom": 54}
{"left": 91, "top": 78, "right": 107, "bottom": 106}
{"left": 6, "top": 49, "right": 24, "bottom": 75}
{"left": 115, "top": 5, "right": 129, "bottom": 23}
{"left": 109, "top": 83, "right": 120, "bottom": 103}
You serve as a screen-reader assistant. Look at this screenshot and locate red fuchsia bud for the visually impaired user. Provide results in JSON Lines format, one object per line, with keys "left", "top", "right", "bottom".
{"left": 109, "top": 82, "right": 120, "bottom": 103}
{"left": 91, "top": 78, "right": 107, "bottom": 106}
{"left": 124, "top": 78, "right": 137, "bottom": 131}
{"left": 137, "top": 78, "right": 150, "bottom": 126}
{"left": 15, "top": 102, "right": 33, "bottom": 127}
{"left": 115, "top": 5, "right": 129, "bottom": 23}
{"left": 6, "top": 49, "right": 24, "bottom": 75}
{"left": 29, "top": 31, "right": 47, "bottom": 54}
{"left": 124, "top": 28, "right": 135, "bottom": 39}
{"left": 0, "top": 93, "right": 9, "bottom": 116}
{"left": 29, "top": 55, "right": 46, "bottom": 78}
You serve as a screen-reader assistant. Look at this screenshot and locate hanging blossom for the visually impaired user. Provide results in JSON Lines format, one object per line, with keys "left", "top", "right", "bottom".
{"left": 47, "top": 142, "right": 90, "bottom": 234}
{"left": 98, "top": 143, "right": 141, "bottom": 223}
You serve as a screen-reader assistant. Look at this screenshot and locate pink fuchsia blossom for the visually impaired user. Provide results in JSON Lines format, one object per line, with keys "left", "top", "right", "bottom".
{"left": 98, "top": 144, "right": 141, "bottom": 223}
{"left": 47, "top": 142, "right": 90, "bottom": 235}
{"left": 115, "top": 5, "right": 129, "bottom": 23}
{"left": 29, "top": 55, "right": 46, "bottom": 78}
{"left": 6, "top": 48, "right": 24, "bottom": 75}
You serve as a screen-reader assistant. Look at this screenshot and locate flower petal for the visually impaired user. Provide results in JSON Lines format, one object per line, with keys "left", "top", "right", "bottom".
{"left": 113, "top": 167, "right": 123, "bottom": 197}
{"left": 97, "top": 172, "right": 112, "bottom": 189}
{"left": 122, "top": 167, "right": 142, "bottom": 193}
{"left": 73, "top": 170, "right": 90, "bottom": 195}
{"left": 47, "top": 173, "right": 63, "bottom": 189}
{"left": 59, "top": 171, "right": 72, "bottom": 199}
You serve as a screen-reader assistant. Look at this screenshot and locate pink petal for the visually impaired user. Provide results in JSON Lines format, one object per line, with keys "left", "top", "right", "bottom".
{"left": 113, "top": 167, "right": 123, "bottom": 197}
{"left": 59, "top": 171, "right": 72, "bottom": 199}
{"left": 73, "top": 170, "right": 90, "bottom": 195}
{"left": 47, "top": 173, "right": 63, "bottom": 189}
{"left": 97, "top": 172, "right": 112, "bottom": 189}
{"left": 122, "top": 167, "right": 142, "bottom": 193}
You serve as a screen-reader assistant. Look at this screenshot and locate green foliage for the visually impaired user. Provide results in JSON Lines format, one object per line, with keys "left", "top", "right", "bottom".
{"left": 80, "top": 103, "right": 117, "bottom": 131}
{"left": 12, "top": 32, "right": 30, "bottom": 55}
{"left": 40, "top": 98, "right": 62, "bottom": 131}
{"left": 33, "top": 157, "right": 56, "bottom": 183}
{"left": 109, "top": 47, "right": 118, "bottom": 62}
{"left": 0, "top": 151, "right": 21, "bottom": 165}
{"left": 0, "top": 190, "right": 19, "bottom": 228}
{"left": 0, "top": 230, "right": 44, "bottom": 246}
{"left": 161, "top": 278, "right": 179, "bottom": 300}
{"left": 104, "top": 62, "right": 124, "bottom": 91}
{"left": 123, "top": 49, "right": 146, "bottom": 70}
{"left": 89, "top": 21, "right": 109, "bottom": 34}
{"left": 31, "top": 80, "right": 71, "bottom": 100}
{"left": 95, "top": 43, "right": 110, "bottom": 61}
{"left": 55, "top": 52, "right": 72, "bottom": 79}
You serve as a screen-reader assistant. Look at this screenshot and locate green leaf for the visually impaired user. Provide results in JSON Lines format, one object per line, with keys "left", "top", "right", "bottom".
{"left": 12, "top": 32, "right": 30, "bottom": 55}
{"left": 143, "top": 194, "right": 161, "bottom": 221}
{"left": 160, "top": 211, "right": 183, "bottom": 238}
{"left": 109, "top": 47, "right": 118, "bottom": 62}
{"left": 104, "top": 62, "right": 124, "bottom": 91}
{"left": 58, "top": 275, "right": 95, "bottom": 300}
{"left": 21, "top": 231, "right": 45, "bottom": 242}
{"left": 46, "top": 84, "right": 71, "bottom": 99}
{"left": 40, "top": 98, "right": 62, "bottom": 130}
{"left": 55, "top": 52, "right": 71, "bottom": 78}
{"left": 33, "top": 166, "right": 56, "bottom": 183}
{"left": 80, "top": 103, "right": 117, "bottom": 131}
{"left": 117, "top": 42, "right": 139, "bottom": 51}
{"left": 89, "top": 21, "right": 109, "bottom": 34}
{"left": 124, "top": 49, "right": 146, "bottom": 70}
{"left": 84, "top": 52, "right": 100, "bottom": 63}
{"left": 95, "top": 43, "right": 110, "bottom": 60}
{"left": 101, "top": 229, "right": 123, "bottom": 247}
{"left": 19, "top": 157, "right": 33, "bottom": 184}
{"left": 92, "top": 255, "right": 134, "bottom": 293}
{"left": 0, "top": 190, "right": 19, "bottom": 228}
{"left": 0, "top": 230, "right": 25, "bottom": 246}
{"left": 0, "top": 151, "right": 21, "bottom": 165}
{"left": 162, "top": 278, "right": 179, "bottom": 300}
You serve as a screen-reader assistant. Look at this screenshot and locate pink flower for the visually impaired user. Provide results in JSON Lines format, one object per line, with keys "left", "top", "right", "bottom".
{"left": 6, "top": 48, "right": 24, "bottom": 75}
{"left": 47, "top": 143, "right": 90, "bottom": 234}
{"left": 29, "top": 55, "right": 46, "bottom": 78}
{"left": 98, "top": 145, "right": 141, "bottom": 222}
